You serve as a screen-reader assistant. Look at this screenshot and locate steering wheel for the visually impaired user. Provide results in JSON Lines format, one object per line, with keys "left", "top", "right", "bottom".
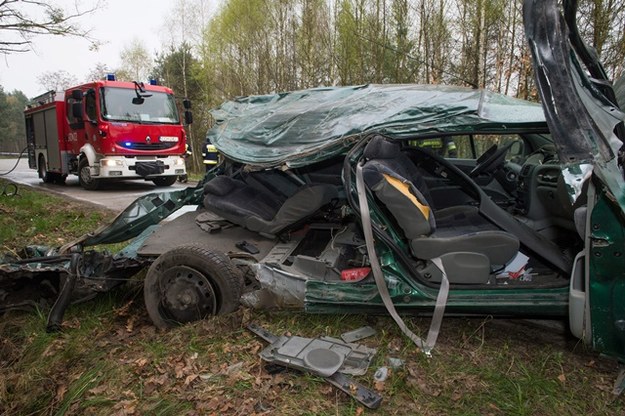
{"left": 469, "top": 141, "right": 515, "bottom": 178}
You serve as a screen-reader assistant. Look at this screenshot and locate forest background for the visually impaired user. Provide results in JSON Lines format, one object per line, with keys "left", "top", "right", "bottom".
{"left": 1, "top": 0, "right": 624, "bottom": 173}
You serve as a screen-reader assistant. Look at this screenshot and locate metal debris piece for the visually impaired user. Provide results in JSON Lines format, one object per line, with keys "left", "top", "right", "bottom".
{"left": 326, "top": 372, "right": 383, "bottom": 409}
{"left": 387, "top": 357, "right": 404, "bottom": 369}
{"left": 340, "top": 325, "right": 377, "bottom": 343}
{"left": 373, "top": 366, "right": 389, "bottom": 382}
{"left": 614, "top": 367, "right": 625, "bottom": 396}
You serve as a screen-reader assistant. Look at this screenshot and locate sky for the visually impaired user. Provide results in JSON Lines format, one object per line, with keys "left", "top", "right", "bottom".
{"left": 0, "top": 0, "right": 182, "bottom": 98}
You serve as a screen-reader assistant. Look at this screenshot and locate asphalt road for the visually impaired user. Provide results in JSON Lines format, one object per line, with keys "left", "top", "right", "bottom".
{"left": 0, "top": 157, "right": 196, "bottom": 212}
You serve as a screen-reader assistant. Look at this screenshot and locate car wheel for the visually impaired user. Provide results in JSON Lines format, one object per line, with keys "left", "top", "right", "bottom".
{"left": 38, "top": 155, "right": 53, "bottom": 183}
{"left": 152, "top": 176, "right": 178, "bottom": 187}
{"left": 144, "top": 245, "right": 243, "bottom": 328}
{"left": 78, "top": 158, "right": 100, "bottom": 190}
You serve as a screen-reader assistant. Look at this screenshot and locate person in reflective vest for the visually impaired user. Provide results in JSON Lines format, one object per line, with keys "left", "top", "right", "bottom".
{"left": 410, "top": 137, "right": 457, "bottom": 158}
{"left": 202, "top": 138, "right": 219, "bottom": 171}
{"left": 178, "top": 142, "right": 193, "bottom": 183}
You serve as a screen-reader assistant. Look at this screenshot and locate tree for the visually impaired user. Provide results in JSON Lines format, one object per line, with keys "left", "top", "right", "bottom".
{"left": 0, "top": 0, "right": 101, "bottom": 55}
{"left": 335, "top": 0, "right": 361, "bottom": 84}
{"left": 0, "top": 87, "right": 28, "bottom": 152}
{"left": 577, "top": 0, "right": 625, "bottom": 78}
{"left": 296, "top": 0, "right": 333, "bottom": 88}
{"left": 189, "top": 0, "right": 624, "bottom": 112}
{"left": 36, "top": 70, "right": 78, "bottom": 92}
{"left": 117, "top": 39, "right": 152, "bottom": 82}
{"left": 85, "top": 63, "right": 112, "bottom": 82}
{"left": 152, "top": 45, "right": 206, "bottom": 172}
{"left": 389, "top": 0, "right": 416, "bottom": 83}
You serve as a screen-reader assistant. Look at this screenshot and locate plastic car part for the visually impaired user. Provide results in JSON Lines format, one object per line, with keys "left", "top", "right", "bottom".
{"left": 248, "top": 323, "right": 382, "bottom": 409}
{"left": 248, "top": 323, "right": 376, "bottom": 376}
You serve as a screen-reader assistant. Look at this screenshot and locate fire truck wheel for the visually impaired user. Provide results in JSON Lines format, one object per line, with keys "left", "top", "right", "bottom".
{"left": 38, "top": 155, "right": 54, "bottom": 184}
{"left": 152, "top": 176, "right": 178, "bottom": 187}
{"left": 78, "top": 158, "right": 100, "bottom": 190}
{"left": 144, "top": 245, "right": 243, "bottom": 329}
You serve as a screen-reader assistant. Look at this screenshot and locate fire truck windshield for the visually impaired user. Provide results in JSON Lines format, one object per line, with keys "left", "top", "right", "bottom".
{"left": 101, "top": 87, "right": 180, "bottom": 124}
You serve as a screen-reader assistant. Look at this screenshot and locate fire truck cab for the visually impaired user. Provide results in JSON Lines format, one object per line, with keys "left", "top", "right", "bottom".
{"left": 25, "top": 78, "right": 191, "bottom": 190}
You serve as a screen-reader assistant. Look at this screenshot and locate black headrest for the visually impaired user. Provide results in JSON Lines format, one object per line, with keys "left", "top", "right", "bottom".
{"left": 363, "top": 135, "right": 400, "bottom": 160}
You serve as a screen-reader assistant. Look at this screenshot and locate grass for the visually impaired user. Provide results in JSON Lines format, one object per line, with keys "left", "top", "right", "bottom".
{"left": 1, "top": 179, "right": 625, "bottom": 415}
{"left": 0, "top": 178, "right": 115, "bottom": 250}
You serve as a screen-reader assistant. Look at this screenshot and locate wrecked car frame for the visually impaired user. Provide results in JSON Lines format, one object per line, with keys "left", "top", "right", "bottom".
{"left": 2, "top": 0, "right": 625, "bottom": 372}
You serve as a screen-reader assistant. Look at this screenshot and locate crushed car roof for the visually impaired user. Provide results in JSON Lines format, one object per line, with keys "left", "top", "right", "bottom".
{"left": 207, "top": 84, "right": 548, "bottom": 167}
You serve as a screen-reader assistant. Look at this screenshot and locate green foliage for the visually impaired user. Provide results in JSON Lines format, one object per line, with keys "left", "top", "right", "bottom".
{"left": 0, "top": 87, "right": 28, "bottom": 153}
{"left": 118, "top": 39, "right": 152, "bottom": 82}
{"left": 152, "top": 44, "right": 209, "bottom": 172}
{"left": 336, "top": 0, "right": 361, "bottom": 84}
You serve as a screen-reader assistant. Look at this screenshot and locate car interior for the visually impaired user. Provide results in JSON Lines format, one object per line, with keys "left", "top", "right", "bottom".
{"left": 142, "top": 130, "right": 584, "bottom": 293}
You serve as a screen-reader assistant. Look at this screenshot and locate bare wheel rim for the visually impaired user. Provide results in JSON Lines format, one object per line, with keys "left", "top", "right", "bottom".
{"left": 157, "top": 265, "right": 218, "bottom": 324}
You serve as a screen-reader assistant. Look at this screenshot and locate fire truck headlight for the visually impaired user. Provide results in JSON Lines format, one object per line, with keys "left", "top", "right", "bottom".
{"left": 101, "top": 159, "right": 123, "bottom": 167}
{"left": 174, "top": 157, "right": 185, "bottom": 166}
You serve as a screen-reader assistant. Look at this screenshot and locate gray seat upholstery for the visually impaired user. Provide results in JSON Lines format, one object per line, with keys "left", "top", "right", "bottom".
{"left": 203, "top": 175, "right": 337, "bottom": 237}
{"left": 361, "top": 136, "right": 519, "bottom": 268}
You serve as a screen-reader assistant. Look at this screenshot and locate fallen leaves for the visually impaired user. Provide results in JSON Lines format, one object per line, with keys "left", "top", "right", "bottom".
{"left": 113, "top": 399, "right": 137, "bottom": 415}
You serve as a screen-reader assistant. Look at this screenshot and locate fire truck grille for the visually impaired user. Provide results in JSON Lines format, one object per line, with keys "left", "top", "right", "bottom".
{"left": 118, "top": 141, "right": 176, "bottom": 151}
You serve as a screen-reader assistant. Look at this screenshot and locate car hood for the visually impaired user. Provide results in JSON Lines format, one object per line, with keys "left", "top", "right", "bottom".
{"left": 524, "top": 0, "right": 625, "bottom": 164}
{"left": 207, "top": 84, "right": 547, "bottom": 168}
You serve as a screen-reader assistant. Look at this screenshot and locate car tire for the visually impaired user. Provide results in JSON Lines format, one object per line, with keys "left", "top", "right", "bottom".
{"left": 78, "top": 158, "right": 100, "bottom": 190}
{"left": 152, "top": 176, "right": 178, "bottom": 187}
{"left": 38, "top": 155, "right": 54, "bottom": 183}
{"left": 144, "top": 245, "right": 243, "bottom": 329}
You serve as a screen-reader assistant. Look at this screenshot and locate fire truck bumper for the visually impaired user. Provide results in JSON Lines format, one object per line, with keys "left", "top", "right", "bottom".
{"left": 96, "top": 156, "right": 186, "bottom": 178}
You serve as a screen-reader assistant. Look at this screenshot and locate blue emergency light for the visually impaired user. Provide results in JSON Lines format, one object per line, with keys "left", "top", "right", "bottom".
{"left": 149, "top": 79, "right": 158, "bottom": 85}
{"left": 106, "top": 73, "right": 116, "bottom": 81}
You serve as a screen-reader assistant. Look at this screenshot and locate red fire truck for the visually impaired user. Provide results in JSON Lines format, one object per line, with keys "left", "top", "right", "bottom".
{"left": 24, "top": 77, "right": 192, "bottom": 190}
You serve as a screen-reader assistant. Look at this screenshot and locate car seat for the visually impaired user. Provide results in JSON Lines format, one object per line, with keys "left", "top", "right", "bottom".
{"left": 203, "top": 175, "right": 337, "bottom": 237}
{"left": 361, "top": 135, "right": 520, "bottom": 283}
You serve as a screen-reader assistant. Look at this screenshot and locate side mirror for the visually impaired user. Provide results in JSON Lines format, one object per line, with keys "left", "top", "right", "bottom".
{"left": 184, "top": 110, "right": 193, "bottom": 125}
{"left": 183, "top": 98, "right": 192, "bottom": 110}
{"left": 72, "top": 102, "right": 84, "bottom": 119}
{"left": 132, "top": 97, "right": 145, "bottom": 105}
{"left": 71, "top": 90, "right": 83, "bottom": 100}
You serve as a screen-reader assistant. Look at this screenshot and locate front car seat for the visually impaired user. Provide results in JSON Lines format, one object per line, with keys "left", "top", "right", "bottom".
{"left": 361, "top": 135, "right": 520, "bottom": 283}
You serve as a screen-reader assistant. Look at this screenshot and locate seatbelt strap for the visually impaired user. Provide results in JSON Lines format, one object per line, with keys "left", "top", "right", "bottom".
{"left": 355, "top": 162, "right": 449, "bottom": 356}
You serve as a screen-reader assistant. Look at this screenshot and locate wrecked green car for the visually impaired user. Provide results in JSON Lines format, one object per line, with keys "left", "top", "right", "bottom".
{"left": 2, "top": 0, "right": 624, "bottom": 371}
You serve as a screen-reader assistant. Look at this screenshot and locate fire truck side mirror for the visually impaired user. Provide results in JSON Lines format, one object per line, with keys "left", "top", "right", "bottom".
{"left": 184, "top": 110, "right": 193, "bottom": 125}
{"left": 70, "top": 90, "right": 83, "bottom": 101}
{"left": 183, "top": 98, "right": 192, "bottom": 110}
